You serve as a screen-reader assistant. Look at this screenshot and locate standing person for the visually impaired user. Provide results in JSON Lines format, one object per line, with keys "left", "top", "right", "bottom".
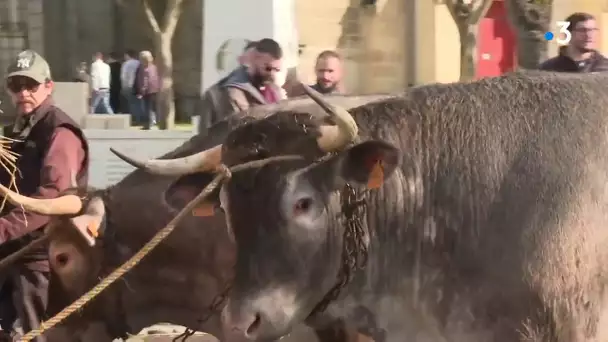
{"left": 540, "top": 12, "right": 608, "bottom": 72}
{"left": 89, "top": 52, "right": 114, "bottom": 114}
{"left": 222, "top": 38, "right": 283, "bottom": 112}
{"left": 120, "top": 49, "right": 142, "bottom": 124}
{"left": 0, "top": 50, "right": 89, "bottom": 341}
{"left": 196, "top": 40, "right": 259, "bottom": 135}
{"left": 311, "top": 50, "right": 344, "bottom": 94}
{"left": 107, "top": 52, "right": 122, "bottom": 113}
{"left": 133, "top": 50, "right": 160, "bottom": 130}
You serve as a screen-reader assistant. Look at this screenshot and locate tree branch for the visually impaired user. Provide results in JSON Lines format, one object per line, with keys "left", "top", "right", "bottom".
{"left": 142, "top": 0, "right": 161, "bottom": 34}
{"left": 469, "top": 0, "right": 493, "bottom": 25}
{"left": 443, "top": 0, "right": 460, "bottom": 23}
{"left": 161, "top": 0, "right": 184, "bottom": 37}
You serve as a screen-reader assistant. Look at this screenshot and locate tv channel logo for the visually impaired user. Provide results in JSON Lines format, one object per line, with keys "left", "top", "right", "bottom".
{"left": 544, "top": 21, "right": 571, "bottom": 45}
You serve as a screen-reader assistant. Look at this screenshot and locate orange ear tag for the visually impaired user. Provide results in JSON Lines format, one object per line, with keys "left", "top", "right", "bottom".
{"left": 87, "top": 221, "right": 99, "bottom": 238}
{"left": 367, "top": 160, "right": 384, "bottom": 189}
{"left": 192, "top": 203, "right": 215, "bottom": 217}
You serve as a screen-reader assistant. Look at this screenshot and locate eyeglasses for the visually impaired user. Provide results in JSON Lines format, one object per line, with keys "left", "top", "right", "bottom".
{"left": 6, "top": 77, "right": 43, "bottom": 93}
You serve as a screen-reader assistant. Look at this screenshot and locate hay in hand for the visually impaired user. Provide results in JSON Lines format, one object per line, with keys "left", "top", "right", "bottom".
{"left": 0, "top": 134, "right": 21, "bottom": 213}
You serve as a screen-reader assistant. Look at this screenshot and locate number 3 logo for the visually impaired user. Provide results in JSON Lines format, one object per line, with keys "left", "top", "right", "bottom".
{"left": 555, "top": 21, "right": 572, "bottom": 45}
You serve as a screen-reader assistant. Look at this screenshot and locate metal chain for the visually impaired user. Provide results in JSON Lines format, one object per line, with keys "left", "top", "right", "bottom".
{"left": 308, "top": 183, "right": 370, "bottom": 316}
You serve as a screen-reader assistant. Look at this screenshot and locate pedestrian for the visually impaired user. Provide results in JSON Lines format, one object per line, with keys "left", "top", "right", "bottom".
{"left": 120, "top": 49, "right": 142, "bottom": 124}
{"left": 89, "top": 52, "right": 114, "bottom": 114}
{"left": 311, "top": 50, "right": 344, "bottom": 94}
{"left": 107, "top": 52, "right": 122, "bottom": 113}
{"left": 133, "top": 50, "right": 160, "bottom": 130}
{"left": 540, "top": 12, "right": 608, "bottom": 72}
{"left": 196, "top": 40, "right": 260, "bottom": 135}
{"left": 0, "top": 49, "right": 89, "bottom": 341}
{"left": 222, "top": 38, "right": 283, "bottom": 111}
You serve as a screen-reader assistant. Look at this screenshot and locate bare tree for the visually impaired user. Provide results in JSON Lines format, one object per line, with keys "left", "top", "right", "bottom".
{"left": 444, "top": 0, "right": 494, "bottom": 81}
{"left": 141, "top": 0, "right": 184, "bottom": 130}
{"left": 505, "top": 0, "right": 553, "bottom": 69}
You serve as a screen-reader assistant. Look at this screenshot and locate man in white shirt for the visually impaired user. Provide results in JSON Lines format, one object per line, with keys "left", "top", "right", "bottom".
{"left": 120, "top": 49, "right": 142, "bottom": 123}
{"left": 89, "top": 52, "right": 114, "bottom": 114}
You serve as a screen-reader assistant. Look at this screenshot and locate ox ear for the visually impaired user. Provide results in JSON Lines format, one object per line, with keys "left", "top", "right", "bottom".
{"left": 309, "top": 140, "right": 401, "bottom": 190}
{"left": 164, "top": 172, "right": 220, "bottom": 217}
{"left": 67, "top": 196, "right": 106, "bottom": 247}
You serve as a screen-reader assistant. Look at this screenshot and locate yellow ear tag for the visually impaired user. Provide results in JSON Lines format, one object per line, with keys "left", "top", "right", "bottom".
{"left": 367, "top": 160, "right": 384, "bottom": 189}
{"left": 192, "top": 203, "right": 215, "bottom": 217}
{"left": 87, "top": 221, "right": 99, "bottom": 238}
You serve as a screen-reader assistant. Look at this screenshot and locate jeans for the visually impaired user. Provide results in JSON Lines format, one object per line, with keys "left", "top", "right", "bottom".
{"left": 90, "top": 89, "right": 114, "bottom": 114}
{"left": 142, "top": 93, "right": 158, "bottom": 129}
{"left": 122, "top": 88, "right": 143, "bottom": 124}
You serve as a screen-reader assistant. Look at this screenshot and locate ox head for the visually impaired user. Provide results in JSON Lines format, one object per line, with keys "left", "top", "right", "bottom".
{"left": 0, "top": 184, "right": 106, "bottom": 311}
{"left": 111, "top": 86, "right": 401, "bottom": 340}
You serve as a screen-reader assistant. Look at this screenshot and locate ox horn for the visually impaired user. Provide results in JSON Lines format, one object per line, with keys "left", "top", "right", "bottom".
{"left": 302, "top": 84, "right": 359, "bottom": 151}
{"left": 0, "top": 184, "right": 82, "bottom": 215}
{"left": 110, "top": 144, "right": 223, "bottom": 176}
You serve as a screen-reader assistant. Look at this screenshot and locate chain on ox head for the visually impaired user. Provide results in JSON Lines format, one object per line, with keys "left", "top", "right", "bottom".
{"left": 108, "top": 84, "right": 367, "bottom": 321}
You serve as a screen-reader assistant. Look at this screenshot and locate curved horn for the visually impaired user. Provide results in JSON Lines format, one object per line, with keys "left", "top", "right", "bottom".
{"left": 110, "top": 145, "right": 223, "bottom": 176}
{"left": 302, "top": 84, "right": 359, "bottom": 151}
{"left": 0, "top": 184, "right": 82, "bottom": 215}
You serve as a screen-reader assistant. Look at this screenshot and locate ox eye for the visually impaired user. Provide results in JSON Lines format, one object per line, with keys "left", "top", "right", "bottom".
{"left": 293, "top": 197, "right": 313, "bottom": 216}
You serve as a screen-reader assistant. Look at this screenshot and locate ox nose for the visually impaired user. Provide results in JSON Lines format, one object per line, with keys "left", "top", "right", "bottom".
{"left": 221, "top": 302, "right": 264, "bottom": 341}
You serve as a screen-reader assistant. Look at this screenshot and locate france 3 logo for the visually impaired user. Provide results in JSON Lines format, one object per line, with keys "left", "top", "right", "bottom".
{"left": 544, "top": 21, "right": 571, "bottom": 45}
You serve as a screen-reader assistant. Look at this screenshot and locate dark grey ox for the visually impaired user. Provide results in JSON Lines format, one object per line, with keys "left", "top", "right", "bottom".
{"left": 0, "top": 95, "right": 389, "bottom": 341}
{"left": 115, "top": 72, "right": 608, "bottom": 342}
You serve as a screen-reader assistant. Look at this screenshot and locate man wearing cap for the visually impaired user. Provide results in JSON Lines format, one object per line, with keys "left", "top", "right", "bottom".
{"left": 0, "top": 50, "right": 89, "bottom": 341}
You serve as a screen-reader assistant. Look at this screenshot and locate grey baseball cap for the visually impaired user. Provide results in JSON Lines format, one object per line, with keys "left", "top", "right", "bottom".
{"left": 5, "top": 50, "right": 52, "bottom": 83}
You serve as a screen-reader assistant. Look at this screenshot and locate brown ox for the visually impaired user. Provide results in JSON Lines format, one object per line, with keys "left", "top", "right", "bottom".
{"left": 112, "top": 72, "right": 608, "bottom": 342}
{"left": 0, "top": 93, "right": 387, "bottom": 341}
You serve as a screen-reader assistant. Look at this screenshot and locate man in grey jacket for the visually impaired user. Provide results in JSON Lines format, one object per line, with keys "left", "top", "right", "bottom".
{"left": 197, "top": 38, "right": 284, "bottom": 136}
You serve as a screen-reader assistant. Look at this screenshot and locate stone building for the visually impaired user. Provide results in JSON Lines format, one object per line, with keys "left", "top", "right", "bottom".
{"left": 1, "top": 0, "right": 608, "bottom": 118}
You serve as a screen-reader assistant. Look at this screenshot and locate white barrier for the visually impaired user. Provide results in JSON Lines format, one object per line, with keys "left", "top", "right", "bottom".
{"left": 84, "top": 129, "right": 196, "bottom": 188}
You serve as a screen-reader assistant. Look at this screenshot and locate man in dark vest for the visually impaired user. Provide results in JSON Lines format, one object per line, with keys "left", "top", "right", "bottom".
{"left": 0, "top": 50, "right": 89, "bottom": 341}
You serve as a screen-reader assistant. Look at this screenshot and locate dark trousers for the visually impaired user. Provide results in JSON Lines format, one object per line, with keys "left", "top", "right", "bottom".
{"left": 0, "top": 267, "right": 49, "bottom": 342}
{"left": 142, "top": 93, "right": 158, "bottom": 129}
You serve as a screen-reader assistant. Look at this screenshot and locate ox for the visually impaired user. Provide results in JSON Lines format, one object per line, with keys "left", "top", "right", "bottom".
{"left": 114, "top": 72, "right": 608, "bottom": 342}
{"left": 0, "top": 95, "right": 389, "bottom": 341}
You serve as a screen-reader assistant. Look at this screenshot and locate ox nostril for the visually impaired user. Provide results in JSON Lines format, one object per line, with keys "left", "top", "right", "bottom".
{"left": 245, "top": 312, "right": 262, "bottom": 338}
{"left": 54, "top": 253, "right": 69, "bottom": 267}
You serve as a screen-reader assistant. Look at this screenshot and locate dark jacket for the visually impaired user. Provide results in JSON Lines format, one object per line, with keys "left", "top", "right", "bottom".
{"left": 539, "top": 47, "right": 608, "bottom": 73}
{"left": 0, "top": 99, "right": 89, "bottom": 271}
{"left": 133, "top": 63, "right": 160, "bottom": 96}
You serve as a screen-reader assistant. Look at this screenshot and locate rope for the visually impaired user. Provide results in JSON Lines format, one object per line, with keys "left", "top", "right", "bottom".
{"left": 19, "top": 172, "right": 228, "bottom": 341}
{"left": 20, "top": 155, "right": 302, "bottom": 342}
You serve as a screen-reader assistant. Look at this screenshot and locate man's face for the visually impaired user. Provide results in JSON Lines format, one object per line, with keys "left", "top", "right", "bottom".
{"left": 570, "top": 19, "right": 598, "bottom": 53}
{"left": 7, "top": 76, "right": 53, "bottom": 115}
{"left": 251, "top": 52, "right": 281, "bottom": 85}
{"left": 315, "top": 56, "right": 342, "bottom": 92}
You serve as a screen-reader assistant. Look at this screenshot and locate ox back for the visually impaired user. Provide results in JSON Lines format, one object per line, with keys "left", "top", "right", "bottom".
{"left": 323, "top": 71, "right": 608, "bottom": 342}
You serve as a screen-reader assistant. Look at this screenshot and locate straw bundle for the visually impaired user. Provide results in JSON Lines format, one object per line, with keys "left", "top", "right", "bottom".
{"left": 0, "top": 101, "right": 21, "bottom": 213}
{"left": 0, "top": 135, "right": 20, "bottom": 213}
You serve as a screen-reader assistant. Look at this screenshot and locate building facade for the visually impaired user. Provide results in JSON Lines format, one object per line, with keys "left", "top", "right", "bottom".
{"left": 0, "top": 0, "right": 605, "bottom": 117}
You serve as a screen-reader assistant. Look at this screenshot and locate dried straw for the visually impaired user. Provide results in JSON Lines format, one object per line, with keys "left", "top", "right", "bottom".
{"left": 0, "top": 102, "right": 21, "bottom": 213}
{"left": 0, "top": 134, "right": 21, "bottom": 213}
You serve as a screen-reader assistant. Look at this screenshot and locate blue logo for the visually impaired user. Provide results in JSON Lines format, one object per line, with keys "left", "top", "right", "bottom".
{"left": 544, "top": 32, "right": 554, "bottom": 41}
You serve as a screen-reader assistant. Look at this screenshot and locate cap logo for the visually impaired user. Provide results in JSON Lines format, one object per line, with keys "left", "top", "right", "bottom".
{"left": 16, "top": 57, "right": 30, "bottom": 69}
